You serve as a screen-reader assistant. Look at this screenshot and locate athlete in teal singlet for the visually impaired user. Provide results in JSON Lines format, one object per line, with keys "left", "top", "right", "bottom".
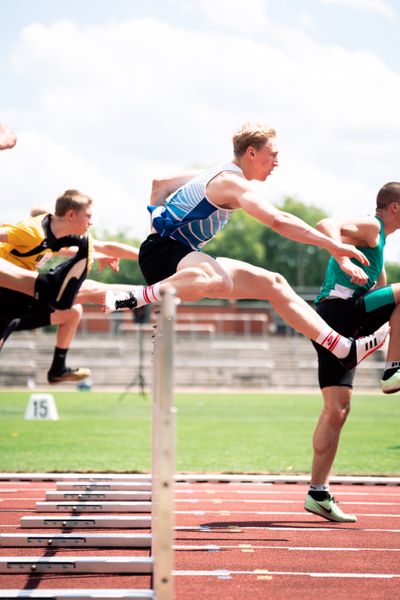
{"left": 305, "top": 182, "right": 400, "bottom": 524}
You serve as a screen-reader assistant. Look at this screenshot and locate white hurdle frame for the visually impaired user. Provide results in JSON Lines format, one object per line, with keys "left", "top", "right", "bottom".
{"left": 151, "top": 287, "right": 176, "bottom": 600}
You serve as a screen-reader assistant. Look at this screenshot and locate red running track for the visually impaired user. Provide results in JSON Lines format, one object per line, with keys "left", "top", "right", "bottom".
{"left": 0, "top": 479, "right": 399, "bottom": 599}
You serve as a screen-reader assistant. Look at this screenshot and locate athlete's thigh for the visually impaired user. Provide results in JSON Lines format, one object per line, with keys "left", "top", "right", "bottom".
{"left": 215, "top": 256, "right": 281, "bottom": 300}
{"left": 177, "top": 251, "right": 229, "bottom": 277}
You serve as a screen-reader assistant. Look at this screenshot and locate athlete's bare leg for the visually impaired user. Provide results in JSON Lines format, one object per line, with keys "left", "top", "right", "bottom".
{"left": 0, "top": 257, "right": 37, "bottom": 297}
{"left": 157, "top": 253, "right": 330, "bottom": 341}
{"left": 310, "top": 386, "right": 351, "bottom": 486}
{"left": 51, "top": 305, "right": 83, "bottom": 348}
{"left": 102, "top": 253, "right": 389, "bottom": 362}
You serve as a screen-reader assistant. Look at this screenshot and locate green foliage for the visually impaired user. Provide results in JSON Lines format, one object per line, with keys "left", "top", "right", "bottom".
{"left": 260, "top": 197, "right": 330, "bottom": 287}
{"left": 0, "top": 391, "right": 399, "bottom": 475}
{"left": 89, "top": 228, "right": 146, "bottom": 285}
{"left": 385, "top": 261, "right": 400, "bottom": 284}
{"left": 207, "top": 197, "right": 330, "bottom": 287}
{"left": 206, "top": 211, "right": 265, "bottom": 265}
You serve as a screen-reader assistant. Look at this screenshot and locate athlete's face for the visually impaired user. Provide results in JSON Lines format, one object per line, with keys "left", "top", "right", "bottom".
{"left": 71, "top": 207, "right": 93, "bottom": 235}
{"left": 250, "top": 140, "right": 279, "bottom": 182}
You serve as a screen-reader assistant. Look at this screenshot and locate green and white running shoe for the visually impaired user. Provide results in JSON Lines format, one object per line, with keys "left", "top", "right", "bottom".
{"left": 381, "top": 368, "right": 400, "bottom": 394}
{"left": 304, "top": 492, "right": 357, "bottom": 523}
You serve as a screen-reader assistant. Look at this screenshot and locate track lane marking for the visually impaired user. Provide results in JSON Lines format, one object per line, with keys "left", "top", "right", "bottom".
{"left": 173, "top": 569, "right": 400, "bottom": 579}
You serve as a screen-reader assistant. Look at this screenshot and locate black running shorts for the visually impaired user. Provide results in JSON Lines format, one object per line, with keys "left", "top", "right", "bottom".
{"left": 0, "top": 287, "right": 52, "bottom": 340}
{"left": 312, "top": 296, "right": 394, "bottom": 389}
{"left": 139, "top": 233, "right": 194, "bottom": 285}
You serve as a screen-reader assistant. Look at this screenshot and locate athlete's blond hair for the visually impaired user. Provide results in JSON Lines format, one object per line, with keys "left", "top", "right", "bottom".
{"left": 232, "top": 123, "right": 276, "bottom": 158}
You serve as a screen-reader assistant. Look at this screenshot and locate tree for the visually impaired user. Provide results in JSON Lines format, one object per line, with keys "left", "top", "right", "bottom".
{"left": 385, "top": 262, "right": 400, "bottom": 284}
{"left": 88, "top": 229, "right": 145, "bottom": 285}
{"left": 259, "top": 197, "right": 330, "bottom": 287}
{"left": 207, "top": 197, "right": 330, "bottom": 287}
{"left": 206, "top": 210, "right": 265, "bottom": 266}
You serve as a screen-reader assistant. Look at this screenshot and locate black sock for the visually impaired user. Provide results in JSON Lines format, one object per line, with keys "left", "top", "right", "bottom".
{"left": 49, "top": 347, "right": 68, "bottom": 375}
{"left": 309, "top": 490, "right": 330, "bottom": 501}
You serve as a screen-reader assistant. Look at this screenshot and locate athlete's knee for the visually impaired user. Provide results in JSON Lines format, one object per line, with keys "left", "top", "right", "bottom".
{"left": 268, "top": 272, "right": 292, "bottom": 299}
{"left": 68, "top": 304, "right": 83, "bottom": 322}
{"left": 199, "top": 263, "right": 233, "bottom": 297}
{"left": 327, "top": 402, "right": 350, "bottom": 428}
{"left": 181, "top": 264, "right": 232, "bottom": 299}
{"left": 53, "top": 303, "right": 83, "bottom": 325}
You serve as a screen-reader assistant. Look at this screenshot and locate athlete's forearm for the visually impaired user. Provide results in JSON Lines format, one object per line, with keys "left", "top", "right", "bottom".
{"left": 92, "top": 240, "right": 139, "bottom": 260}
{"left": 150, "top": 171, "right": 200, "bottom": 206}
{"left": 269, "top": 212, "right": 369, "bottom": 266}
{"left": 270, "top": 212, "right": 339, "bottom": 251}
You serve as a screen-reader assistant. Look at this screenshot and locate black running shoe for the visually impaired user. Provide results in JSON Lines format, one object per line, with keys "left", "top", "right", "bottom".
{"left": 47, "top": 367, "right": 91, "bottom": 384}
{"left": 103, "top": 290, "right": 138, "bottom": 313}
{"left": 35, "top": 235, "right": 89, "bottom": 310}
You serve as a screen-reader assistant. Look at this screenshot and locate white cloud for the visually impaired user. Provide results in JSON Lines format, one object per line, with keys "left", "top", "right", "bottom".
{"left": 1, "top": 130, "right": 150, "bottom": 238}
{"left": 3, "top": 14, "right": 400, "bottom": 260}
{"left": 197, "top": 0, "right": 269, "bottom": 33}
{"left": 321, "top": 0, "right": 396, "bottom": 20}
{"left": 297, "top": 13, "right": 317, "bottom": 29}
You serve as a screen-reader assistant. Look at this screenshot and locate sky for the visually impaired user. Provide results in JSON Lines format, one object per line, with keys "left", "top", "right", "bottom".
{"left": 1, "top": 0, "right": 400, "bottom": 259}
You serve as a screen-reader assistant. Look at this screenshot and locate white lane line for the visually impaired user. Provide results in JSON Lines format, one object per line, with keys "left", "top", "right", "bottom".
{"left": 4, "top": 496, "right": 400, "bottom": 506}
{"left": 176, "top": 525, "right": 400, "bottom": 533}
{"left": 2, "top": 494, "right": 400, "bottom": 506}
{"left": 173, "top": 569, "right": 400, "bottom": 579}
{"left": 174, "top": 544, "right": 400, "bottom": 552}
{"left": 174, "top": 510, "right": 400, "bottom": 518}
{"left": 176, "top": 499, "right": 400, "bottom": 506}
{"left": 3, "top": 503, "right": 400, "bottom": 516}
{"left": 176, "top": 489, "right": 400, "bottom": 497}
{"left": 0, "top": 522, "right": 400, "bottom": 534}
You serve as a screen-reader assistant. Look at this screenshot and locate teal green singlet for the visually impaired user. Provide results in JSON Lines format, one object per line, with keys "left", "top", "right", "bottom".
{"left": 315, "top": 216, "right": 386, "bottom": 304}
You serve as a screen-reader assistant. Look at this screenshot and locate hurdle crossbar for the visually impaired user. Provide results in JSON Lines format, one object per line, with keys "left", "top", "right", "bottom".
{"left": 151, "top": 287, "right": 176, "bottom": 600}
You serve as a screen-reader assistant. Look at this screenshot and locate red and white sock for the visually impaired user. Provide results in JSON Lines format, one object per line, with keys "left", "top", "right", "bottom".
{"left": 315, "top": 327, "right": 351, "bottom": 359}
{"left": 134, "top": 282, "right": 161, "bottom": 308}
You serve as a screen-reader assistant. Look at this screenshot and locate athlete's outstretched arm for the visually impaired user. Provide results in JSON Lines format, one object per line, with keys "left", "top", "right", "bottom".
{"left": 206, "top": 174, "right": 370, "bottom": 279}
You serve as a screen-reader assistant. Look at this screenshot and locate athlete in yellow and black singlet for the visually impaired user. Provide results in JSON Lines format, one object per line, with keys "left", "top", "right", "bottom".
{"left": 0, "top": 213, "right": 91, "bottom": 340}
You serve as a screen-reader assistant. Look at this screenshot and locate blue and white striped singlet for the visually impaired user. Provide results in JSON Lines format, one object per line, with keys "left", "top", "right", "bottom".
{"left": 148, "top": 162, "right": 243, "bottom": 251}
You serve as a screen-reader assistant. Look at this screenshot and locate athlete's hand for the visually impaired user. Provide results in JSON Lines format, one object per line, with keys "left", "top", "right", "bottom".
{"left": 331, "top": 241, "right": 370, "bottom": 267}
{"left": 0, "top": 124, "right": 17, "bottom": 150}
{"left": 97, "top": 256, "right": 120, "bottom": 272}
{"left": 337, "top": 256, "right": 369, "bottom": 285}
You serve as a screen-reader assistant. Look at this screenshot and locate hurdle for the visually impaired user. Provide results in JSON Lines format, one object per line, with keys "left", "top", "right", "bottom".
{"left": 151, "top": 288, "right": 176, "bottom": 599}
{"left": 0, "top": 287, "right": 177, "bottom": 599}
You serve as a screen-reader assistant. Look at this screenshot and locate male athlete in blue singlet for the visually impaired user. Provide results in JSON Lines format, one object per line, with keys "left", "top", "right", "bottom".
{"left": 105, "top": 122, "right": 388, "bottom": 369}
{"left": 304, "top": 181, "right": 400, "bottom": 523}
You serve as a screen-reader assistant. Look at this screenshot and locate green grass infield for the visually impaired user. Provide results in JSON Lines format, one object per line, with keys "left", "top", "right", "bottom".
{"left": 0, "top": 390, "right": 399, "bottom": 475}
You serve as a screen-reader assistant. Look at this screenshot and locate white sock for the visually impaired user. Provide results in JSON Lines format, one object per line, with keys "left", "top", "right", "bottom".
{"left": 134, "top": 282, "right": 161, "bottom": 308}
{"left": 309, "top": 484, "right": 329, "bottom": 493}
{"left": 315, "top": 327, "right": 351, "bottom": 359}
